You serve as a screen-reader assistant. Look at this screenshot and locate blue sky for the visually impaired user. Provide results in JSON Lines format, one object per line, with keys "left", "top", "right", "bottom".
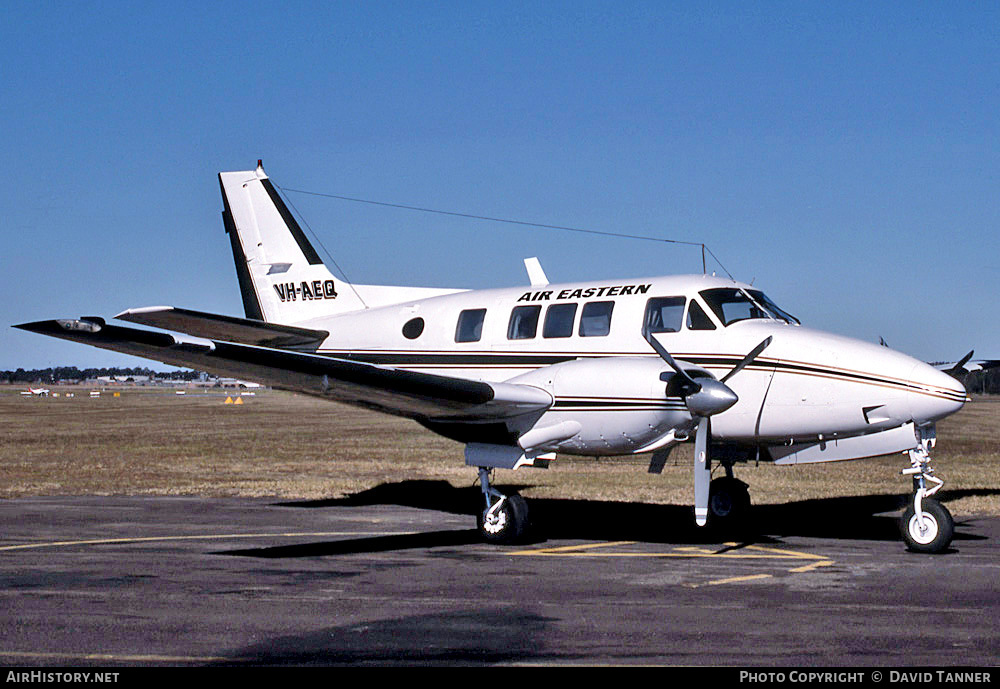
{"left": 4, "top": 2, "right": 998, "bottom": 370}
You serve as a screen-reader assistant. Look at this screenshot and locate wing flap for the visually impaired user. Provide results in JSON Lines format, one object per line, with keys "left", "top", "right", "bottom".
{"left": 116, "top": 306, "right": 329, "bottom": 349}
{"left": 13, "top": 318, "right": 552, "bottom": 420}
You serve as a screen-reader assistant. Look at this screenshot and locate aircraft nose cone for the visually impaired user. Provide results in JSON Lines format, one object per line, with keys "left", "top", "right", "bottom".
{"left": 907, "top": 361, "right": 967, "bottom": 424}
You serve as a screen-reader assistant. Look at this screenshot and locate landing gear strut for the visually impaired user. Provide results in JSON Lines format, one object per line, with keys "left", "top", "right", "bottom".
{"left": 900, "top": 429, "right": 954, "bottom": 553}
{"left": 476, "top": 467, "right": 529, "bottom": 544}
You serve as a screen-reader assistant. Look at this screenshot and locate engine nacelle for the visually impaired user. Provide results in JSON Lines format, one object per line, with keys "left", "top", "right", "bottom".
{"left": 506, "top": 357, "right": 695, "bottom": 456}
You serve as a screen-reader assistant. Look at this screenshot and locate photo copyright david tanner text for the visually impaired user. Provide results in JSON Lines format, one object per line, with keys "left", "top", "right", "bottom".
{"left": 740, "top": 671, "right": 992, "bottom": 683}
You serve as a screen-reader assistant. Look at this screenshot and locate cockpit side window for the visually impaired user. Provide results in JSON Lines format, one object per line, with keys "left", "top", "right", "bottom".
{"left": 699, "top": 288, "right": 797, "bottom": 326}
{"left": 747, "top": 289, "right": 799, "bottom": 325}
{"left": 643, "top": 297, "right": 686, "bottom": 334}
{"left": 686, "top": 300, "right": 716, "bottom": 330}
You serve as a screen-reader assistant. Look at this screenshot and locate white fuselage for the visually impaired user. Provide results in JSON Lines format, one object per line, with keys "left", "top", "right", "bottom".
{"left": 290, "top": 273, "right": 966, "bottom": 456}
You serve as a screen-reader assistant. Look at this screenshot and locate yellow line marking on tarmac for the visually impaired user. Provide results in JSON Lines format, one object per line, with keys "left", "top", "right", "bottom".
{"left": 510, "top": 540, "right": 835, "bottom": 587}
{"left": 0, "top": 531, "right": 416, "bottom": 552}
{"left": 510, "top": 540, "right": 636, "bottom": 555}
{"left": 512, "top": 541, "right": 828, "bottom": 560}
{"left": 789, "top": 559, "right": 835, "bottom": 573}
{"left": 684, "top": 574, "right": 774, "bottom": 588}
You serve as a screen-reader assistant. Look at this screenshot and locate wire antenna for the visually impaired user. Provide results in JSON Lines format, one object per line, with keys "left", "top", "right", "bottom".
{"left": 276, "top": 186, "right": 370, "bottom": 309}
{"left": 278, "top": 185, "right": 735, "bottom": 280}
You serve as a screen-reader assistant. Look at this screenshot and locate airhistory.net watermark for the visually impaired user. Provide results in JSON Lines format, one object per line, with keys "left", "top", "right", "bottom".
{"left": 6, "top": 672, "right": 119, "bottom": 684}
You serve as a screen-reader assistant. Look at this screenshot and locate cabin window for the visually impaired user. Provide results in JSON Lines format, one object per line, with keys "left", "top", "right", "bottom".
{"left": 455, "top": 308, "right": 487, "bottom": 343}
{"left": 402, "top": 317, "right": 425, "bottom": 339}
{"left": 508, "top": 305, "right": 541, "bottom": 340}
{"left": 643, "top": 297, "right": 686, "bottom": 334}
{"left": 579, "top": 301, "right": 614, "bottom": 337}
{"left": 543, "top": 303, "right": 578, "bottom": 339}
{"left": 686, "top": 300, "right": 716, "bottom": 331}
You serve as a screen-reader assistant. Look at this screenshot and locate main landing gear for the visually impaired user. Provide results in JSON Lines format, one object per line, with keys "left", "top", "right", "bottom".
{"left": 476, "top": 467, "right": 530, "bottom": 544}
{"left": 708, "top": 474, "right": 752, "bottom": 527}
{"left": 900, "top": 439, "right": 954, "bottom": 554}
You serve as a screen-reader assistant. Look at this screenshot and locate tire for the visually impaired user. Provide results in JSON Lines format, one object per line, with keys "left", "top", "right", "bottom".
{"left": 708, "top": 477, "right": 751, "bottom": 527}
{"left": 477, "top": 493, "right": 529, "bottom": 545}
{"left": 901, "top": 498, "right": 954, "bottom": 553}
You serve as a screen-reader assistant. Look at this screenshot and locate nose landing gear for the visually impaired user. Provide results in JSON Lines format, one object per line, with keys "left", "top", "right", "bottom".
{"left": 900, "top": 429, "right": 954, "bottom": 553}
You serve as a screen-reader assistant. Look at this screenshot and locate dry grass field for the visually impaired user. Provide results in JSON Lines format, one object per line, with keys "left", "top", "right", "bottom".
{"left": 1, "top": 386, "right": 997, "bottom": 516}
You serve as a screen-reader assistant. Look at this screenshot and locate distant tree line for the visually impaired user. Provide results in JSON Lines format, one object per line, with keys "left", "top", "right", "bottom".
{"left": 3, "top": 364, "right": 998, "bottom": 393}
{"left": 964, "top": 368, "right": 1000, "bottom": 396}
{"left": 1, "top": 366, "right": 203, "bottom": 383}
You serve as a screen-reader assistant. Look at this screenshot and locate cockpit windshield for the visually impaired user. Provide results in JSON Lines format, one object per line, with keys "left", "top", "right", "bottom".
{"left": 699, "top": 288, "right": 799, "bottom": 326}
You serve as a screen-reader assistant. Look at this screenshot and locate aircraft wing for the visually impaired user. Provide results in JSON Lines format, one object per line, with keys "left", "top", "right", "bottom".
{"left": 13, "top": 317, "right": 553, "bottom": 420}
{"left": 932, "top": 359, "right": 1000, "bottom": 375}
{"left": 116, "top": 306, "right": 329, "bottom": 349}
{"left": 928, "top": 349, "right": 1000, "bottom": 378}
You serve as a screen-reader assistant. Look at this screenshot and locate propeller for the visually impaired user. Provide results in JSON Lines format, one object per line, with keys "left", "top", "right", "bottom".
{"left": 946, "top": 350, "right": 975, "bottom": 378}
{"left": 644, "top": 330, "right": 773, "bottom": 526}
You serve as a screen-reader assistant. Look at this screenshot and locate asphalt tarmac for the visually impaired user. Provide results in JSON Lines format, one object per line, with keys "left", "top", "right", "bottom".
{"left": 1, "top": 489, "right": 997, "bottom": 667}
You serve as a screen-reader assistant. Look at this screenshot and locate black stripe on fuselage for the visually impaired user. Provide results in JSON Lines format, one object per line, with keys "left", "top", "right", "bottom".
{"left": 683, "top": 355, "right": 965, "bottom": 401}
{"left": 316, "top": 349, "right": 964, "bottom": 402}
{"left": 321, "top": 351, "right": 579, "bottom": 367}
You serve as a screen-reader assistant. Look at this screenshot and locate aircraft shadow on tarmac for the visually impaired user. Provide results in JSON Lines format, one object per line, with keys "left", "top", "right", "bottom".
{"left": 217, "top": 481, "right": 993, "bottom": 558}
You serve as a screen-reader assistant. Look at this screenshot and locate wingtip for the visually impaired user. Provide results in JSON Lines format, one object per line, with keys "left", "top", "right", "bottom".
{"left": 12, "top": 320, "right": 50, "bottom": 333}
{"left": 12, "top": 318, "right": 104, "bottom": 335}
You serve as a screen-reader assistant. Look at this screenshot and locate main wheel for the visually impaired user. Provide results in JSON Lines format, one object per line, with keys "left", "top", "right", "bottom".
{"left": 901, "top": 498, "right": 954, "bottom": 553}
{"left": 477, "top": 493, "right": 529, "bottom": 545}
{"left": 708, "top": 477, "right": 751, "bottom": 527}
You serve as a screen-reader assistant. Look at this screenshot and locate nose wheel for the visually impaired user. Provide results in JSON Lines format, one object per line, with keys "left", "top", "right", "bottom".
{"left": 900, "top": 439, "right": 954, "bottom": 553}
{"left": 901, "top": 498, "right": 953, "bottom": 553}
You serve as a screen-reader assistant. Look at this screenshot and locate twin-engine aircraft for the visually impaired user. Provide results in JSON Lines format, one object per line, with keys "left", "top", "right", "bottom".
{"left": 15, "top": 163, "right": 968, "bottom": 552}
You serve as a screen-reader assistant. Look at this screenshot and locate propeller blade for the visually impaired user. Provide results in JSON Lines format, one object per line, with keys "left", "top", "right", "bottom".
{"left": 947, "top": 350, "right": 975, "bottom": 377}
{"left": 720, "top": 336, "right": 773, "bottom": 383}
{"left": 694, "top": 416, "right": 711, "bottom": 527}
{"left": 644, "top": 330, "right": 701, "bottom": 393}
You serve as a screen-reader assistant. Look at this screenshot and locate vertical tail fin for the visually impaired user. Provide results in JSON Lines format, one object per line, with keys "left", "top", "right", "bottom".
{"left": 219, "top": 162, "right": 366, "bottom": 323}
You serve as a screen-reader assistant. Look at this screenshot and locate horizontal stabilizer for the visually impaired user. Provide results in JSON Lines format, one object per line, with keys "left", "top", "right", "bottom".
{"left": 13, "top": 318, "right": 553, "bottom": 421}
{"left": 116, "top": 306, "right": 329, "bottom": 349}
